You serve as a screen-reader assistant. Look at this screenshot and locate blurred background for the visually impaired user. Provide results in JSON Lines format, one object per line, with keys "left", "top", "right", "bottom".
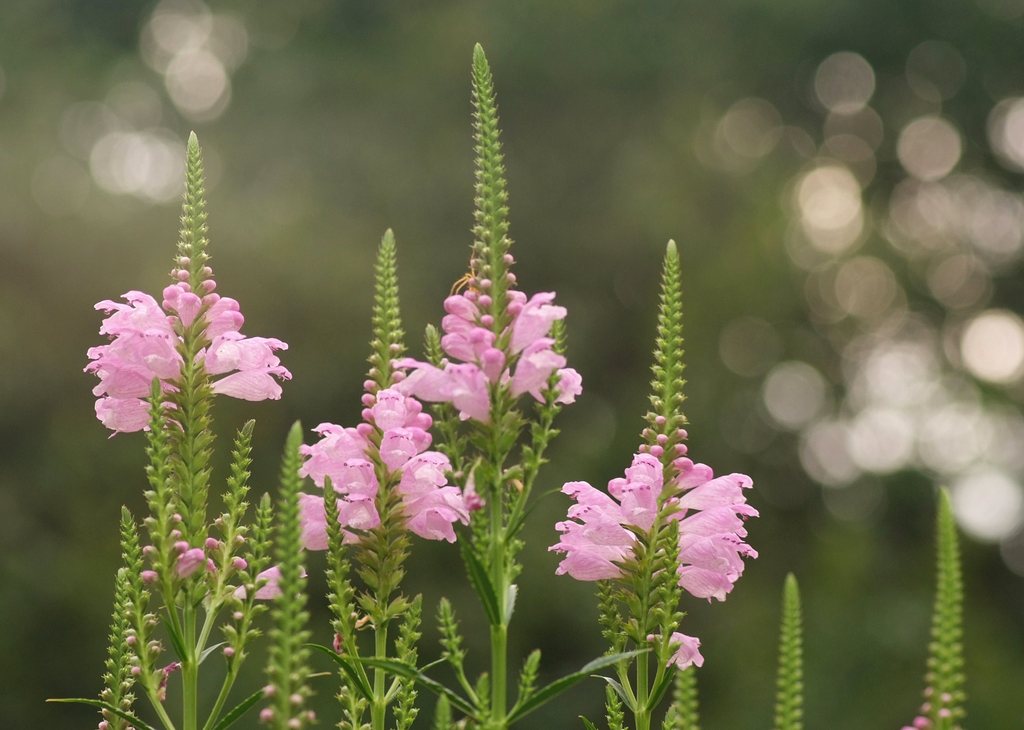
{"left": 3, "top": 0, "right": 1024, "bottom": 726}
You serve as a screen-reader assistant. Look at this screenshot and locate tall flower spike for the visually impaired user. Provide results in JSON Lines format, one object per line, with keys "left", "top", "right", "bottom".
{"left": 265, "top": 422, "right": 313, "bottom": 729}
{"left": 369, "top": 229, "right": 405, "bottom": 390}
{"left": 177, "top": 131, "right": 210, "bottom": 289}
{"left": 773, "top": 574, "right": 803, "bottom": 730}
{"left": 470, "top": 43, "right": 513, "bottom": 332}
{"left": 663, "top": 667, "right": 700, "bottom": 730}
{"left": 644, "top": 240, "right": 686, "bottom": 456}
{"left": 908, "top": 490, "right": 965, "bottom": 730}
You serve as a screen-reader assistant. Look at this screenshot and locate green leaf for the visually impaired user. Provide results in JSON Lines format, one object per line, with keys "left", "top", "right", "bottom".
{"left": 506, "top": 650, "right": 647, "bottom": 723}
{"left": 47, "top": 699, "right": 156, "bottom": 730}
{"left": 593, "top": 674, "right": 632, "bottom": 709}
{"left": 160, "top": 613, "right": 189, "bottom": 660}
{"left": 580, "top": 716, "right": 600, "bottom": 730}
{"left": 459, "top": 539, "right": 501, "bottom": 626}
{"left": 308, "top": 644, "right": 374, "bottom": 703}
{"left": 773, "top": 574, "right": 803, "bottom": 730}
{"left": 327, "top": 651, "right": 477, "bottom": 718}
{"left": 210, "top": 688, "right": 264, "bottom": 730}
{"left": 504, "top": 584, "right": 518, "bottom": 624}
{"left": 199, "top": 641, "right": 227, "bottom": 665}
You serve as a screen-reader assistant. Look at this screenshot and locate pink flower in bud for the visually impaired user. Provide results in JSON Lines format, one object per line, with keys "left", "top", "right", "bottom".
{"left": 173, "top": 541, "right": 189, "bottom": 553}
{"left": 232, "top": 557, "right": 247, "bottom": 571}
{"left": 204, "top": 537, "right": 221, "bottom": 550}
{"left": 223, "top": 646, "right": 235, "bottom": 658}
{"left": 175, "top": 548, "right": 206, "bottom": 578}
{"left": 260, "top": 708, "right": 274, "bottom": 723}
{"left": 333, "top": 633, "right": 343, "bottom": 652}
{"left": 141, "top": 570, "right": 158, "bottom": 584}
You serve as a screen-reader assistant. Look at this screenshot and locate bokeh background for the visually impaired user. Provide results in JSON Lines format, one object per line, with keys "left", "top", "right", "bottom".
{"left": 4, "top": 0, "right": 1024, "bottom": 726}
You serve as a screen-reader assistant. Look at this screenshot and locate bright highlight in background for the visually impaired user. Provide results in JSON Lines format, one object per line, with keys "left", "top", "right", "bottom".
{"left": 952, "top": 469, "right": 1024, "bottom": 541}
{"left": 960, "top": 309, "right": 1024, "bottom": 384}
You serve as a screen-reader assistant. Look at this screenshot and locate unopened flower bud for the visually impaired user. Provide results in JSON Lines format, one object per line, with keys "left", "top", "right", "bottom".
{"left": 259, "top": 708, "right": 274, "bottom": 723}
{"left": 223, "top": 646, "right": 235, "bottom": 658}
{"left": 142, "top": 545, "right": 156, "bottom": 557}
{"left": 204, "top": 537, "right": 221, "bottom": 551}
{"left": 362, "top": 379, "right": 377, "bottom": 392}
{"left": 392, "top": 370, "right": 406, "bottom": 383}
{"left": 233, "top": 611, "right": 244, "bottom": 621}
{"left": 141, "top": 570, "right": 158, "bottom": 584}
{"left": 656, "top": 434, "right": 668, "bottom": 445}
{"left": 289, "top": 693, "right": 303, "bottom": 706}
{"left": 503, "top": 253, "right": 515, "bottom": 264}
{"left": 481, "top": 314, "right": 494, "bottom": 326}
{"left": 130, "top": 666, "right": 142, "bottom": 676}
{"left": 478, "top": 294, "right": 492, "bottom": 308}
{"left": 232, "top": 557, "right": 247, "bottom": 571}
{"left": 126, "top": 635, "right": 137, "bottom": 646}
{"left": 507, "top": 272, "right": 517, "bottom": 284}
{"left": 173, "top": 541, "right": 189, "bottom": 553}
{"left": 170, "top": 529, "right": 182, "bottom": 540}
{"left": 360, "top": 393, "right": 375, "bottom": 407}
{"left": 263, "top": 684, "right": 277, "bottom": 698}
{"left": 479, "top": 278, "right": 492, "bottom": 290}
{"left": 650, "top": 445, "right": 664, "bottom": 457}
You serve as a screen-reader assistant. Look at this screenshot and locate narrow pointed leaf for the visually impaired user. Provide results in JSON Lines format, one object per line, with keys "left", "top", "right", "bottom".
{"left": 308, "top": 643, "right": 374, "bottom": 703}
{"left": 337, "top": 654, "right": 477, "bottom": 717}
{"left": 47, "top": 699, "right": 156, "bottom": 730}
{"left": 459, "top": 539, "right": 501, "bottom": 625}
{"left": 211, "top": 688, "right": 265, "bottom": 730}
{"left": 581, "top": 717, "right": 600, "bottom": 730}
{"left": 506, "top": 650, "right": 648, "bottom": 723}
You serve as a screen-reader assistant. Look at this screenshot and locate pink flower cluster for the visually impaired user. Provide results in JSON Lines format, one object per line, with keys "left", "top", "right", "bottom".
{"left": 298, "top": 387, "right": 470, "bottom": 545}
{"left": 85, "top": 272, "right": 290, "bottom": 433}
{"left": 395, "top": 287, "right": 581, "bottom": 422}
{"left": 549, "top": 448, "right": 758, "bottom": 602}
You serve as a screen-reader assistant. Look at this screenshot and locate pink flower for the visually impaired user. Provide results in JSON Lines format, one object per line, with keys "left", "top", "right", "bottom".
{"left": 86, "top": 284, "right": 290, "bottom": 433}
{"left": 300, "top": 391, "right": 467, "bottom": 545}
{"left": 663, "top": 632, "right": 704, "bottom": 669}
{"left": 509, "top": 339, "right": 566, "bottom": 401}
{"left": 550, "top": 451, "right": 757, "bottom": 602}
{"left": 549, "top": 481, "right": 634, "bottom": 581}
{"left": 175, "top": 547, "right": 206, "bottom": 578}
{"left": 233, "top": 565, "right": 306, "bottom": 601}
{"left": 555, "top": 368, "right": 583, "bottom": 405}
{"left": 298, "top": 425, "right": 371, "bottom": 487}
{"left": 510, "top": 292, "right": 566, "bottom": 354}
{"left": 392, "top": 286, "right": 579, "bottom": 421}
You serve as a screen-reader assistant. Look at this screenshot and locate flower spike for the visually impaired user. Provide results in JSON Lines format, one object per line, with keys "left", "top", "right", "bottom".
{"left": 773, "top": 574, "right": 804, "bottom": 730}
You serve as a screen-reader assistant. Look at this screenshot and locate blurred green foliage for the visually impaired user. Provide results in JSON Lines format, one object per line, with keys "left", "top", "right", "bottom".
{"left": 2, "top": 0, "right": 1023, "bottom": 727}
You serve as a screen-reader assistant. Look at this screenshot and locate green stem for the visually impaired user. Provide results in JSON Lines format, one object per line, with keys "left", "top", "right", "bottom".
{"left": 372, "top": 624, "right": 389, "bottom": 730}
{"left": 182, "top": 602, "right": 198, "bottom": 730}
{"left": 201, "top": 664, "right": 238, "bottom": 730}
{"left": 489, "top": 453, "right": 509, "bottom": 726}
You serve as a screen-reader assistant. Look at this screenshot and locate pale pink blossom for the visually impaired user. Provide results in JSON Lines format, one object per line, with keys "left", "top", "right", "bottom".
{"left": 510, "top": 292, "right": 566, "bottom": 353}
{"left": 86, "top": 284, "right": 290, "bottom": 433}
{"left": 550, "top": 452, "right": 757, "bottom": 602}
{"left": 298, "top": 425, "right": 371, "bottom": 487}
{"left": 555, "top": 368, "right": 583, "bottom": 405}
{"left": 664, "top": 632, "right": 704, "bottom": 669}
{"left": 509, "top": 339, "right": 566, "bottom": 401}
{"left": 233, "top": 565, "right": 306, "bottom": 601}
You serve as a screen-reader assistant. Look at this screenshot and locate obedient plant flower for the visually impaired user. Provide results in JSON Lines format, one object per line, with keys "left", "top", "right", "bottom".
{"left": 298, "top": 382, "right": 469, "bottom": 544}
{"left": 57, "top": 133, "right": 309, "bottom": 730}
{"left": 551, "top": 452, "right": 757, "bottom": 602}
{"left": 394, "top": 289, "right": 580, "bottom": 422}
{"left": 560, "top": 241, "right": 757, "bottom": 730}
{"left": 86, "top": 274, "right": 290, "bottom": 434}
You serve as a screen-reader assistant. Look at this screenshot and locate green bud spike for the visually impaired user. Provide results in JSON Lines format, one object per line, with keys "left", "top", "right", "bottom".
{"left": 773, "top": 574, "right": 804, "bottom": 730}
{"left": 923, "top": 490, "right": 966, "bottom": 728}
{"left": 644, "top": 240, "right": 687, "bottom": 454}
{"left": 470, "top": 43, "right": 513, "bottom": 327}
{"left": 265, "top": 422, "right": 313, "bottom": 729}
{"left": 176, "top": 131, "right": 211, "bottom": 288}
{"left": 663, "top": 667, "right": 700, "bottom": 730}
{"left": 368, "top": 229, "right": 405, "bottom": 389}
